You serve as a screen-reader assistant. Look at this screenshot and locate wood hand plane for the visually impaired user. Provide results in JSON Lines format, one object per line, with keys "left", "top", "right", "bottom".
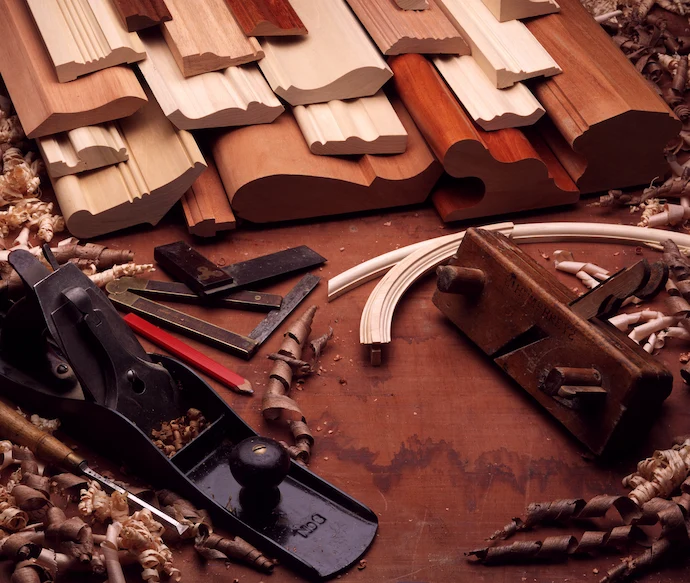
{"left": 433, "top": 228, "right": 673, "bottom": 455}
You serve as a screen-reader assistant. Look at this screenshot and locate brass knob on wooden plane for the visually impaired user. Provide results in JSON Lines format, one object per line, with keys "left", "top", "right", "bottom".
{"left": 436, "top": 265, "right": 485, "bottom": 296}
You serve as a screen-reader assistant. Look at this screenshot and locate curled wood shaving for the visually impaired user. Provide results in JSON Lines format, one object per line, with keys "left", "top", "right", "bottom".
{"left": 0, "top": 148, "right": 42, "bottom": 207}
{"left": 78, "top": 481, "right": 112, "bottom": 522}
{"left": 0, "top": 485, "right": 28, "bottom": 531}
{"left": 156, "top": 490, "right": 210, "bottom": 539}
{"left": 101, "top": 522, "right": 125, "bottom": 583}
{"left": 51, "top": 473, "right": 88, "bottom": 499}
{"left": 88, "top": 263, "right": 154, "bottom": 288}
{"left": 10, "top": 560, "right": 53, "bottom": 583}
{"left": 285, "top": 418, "right": 314, "bottom": 465}
{"left": 11, "top": 485, "right": 50, "bottom": 514}
{"left": 267, "top": 353, "right": 313, "bottom": 376}
{"left": 0, "top": 533, "right": 41, "bottom": 562}
{"left": 120, "top": 510, "right": 178, "bottom": 583}
{"left": 150, "top": 409, "right": 208, "bottom": 458}
{"left": 15, "top": 409, "right": 60, "bottom": 435}
{"left": 194, "top": 531, "right": 273, "bottom": 573}
{"left": 45, "top": 507, "right": 93, "bottom": 562}
{"left": 310, "top": 326, "right": 334, "bottom": 361}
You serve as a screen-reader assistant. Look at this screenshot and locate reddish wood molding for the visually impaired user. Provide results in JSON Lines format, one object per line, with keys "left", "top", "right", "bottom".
{"left": 0, "top": 0, "right": 147, "bottom": 138}
{"left": 112, "top": 0, "right": 172, "bottom": 32}
{"left": 527, "top": 0, "right": 680, "bottom": 194}
{"left": 390, "top": 54, "right": 578, "bottom": 222}
{"left": 224, "top": 0, "right": 307, "bottom": 36}
{"left": 211, "top": 97, "right": 442, "bottom": 223}
{"left": 181, "top": 159, "right": 236, "bottom": 237}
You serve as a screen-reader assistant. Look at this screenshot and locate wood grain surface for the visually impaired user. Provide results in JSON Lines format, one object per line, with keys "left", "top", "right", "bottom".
{"left": 224, "top": 0, "right": 307, "bottom": 36}
{"left": 527, "top": 0, "right": 680, "bottom": 194}
{"left": 211, "top": 98, "right": 442, "bottom": 222}
{"left": 482, "top": 0, "right": 560, "bottom": 21}
{"left": 80, "top": 200, "right": 690, "bottom": 583}
{"left": 112, "top": 0, "right": 172, "bottom": 31}
{"left": 391, "top": 54, "right": 578, "bottom": 221}
{"left": 0, "top": 0, "right": 147, "bottom": 138}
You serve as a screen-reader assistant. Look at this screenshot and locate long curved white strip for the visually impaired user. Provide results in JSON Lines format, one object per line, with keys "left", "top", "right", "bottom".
{"left": 351, "top": 221, "right": 690, "bottom": 364}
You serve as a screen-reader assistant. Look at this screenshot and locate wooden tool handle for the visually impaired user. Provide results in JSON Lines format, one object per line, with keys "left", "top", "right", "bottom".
{"left": 0, "top": 400, "right": 85, "bottom": 472}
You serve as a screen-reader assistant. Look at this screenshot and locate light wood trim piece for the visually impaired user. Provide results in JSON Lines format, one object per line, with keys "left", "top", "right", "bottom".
{"left": 391, "top": 54, "right": 577, "bottom": 222}
{"left": 396, "top": 0, "right": 430, "bottom": 9}
{"left": 138, "top": 31, "right": 283, "bottom": 130}
{"left": 38, "top": 124, "right": 128, "bottom": 178}
{"left": 162, "top": 0, "right": 263, "bottom": 77}
{"left": 212, "top": 98, "right": 442, "bottom": 223}
{"left": 436, "top": 0, "right": 561, "bottom": 88}
{"left": 112, "top": 0, "right": 172, "bottom": 32}
{"left": 527, "top": 0, "right": 681, "bottom": 193}
{"left": 53, "top": 88, "right": 206, "bottom": 238}
{"left": 181, "top": 159, "right": 236, "bottom": 237}
{"left": 293, "top": 91, "right": 408, "bottom": 156}
{"left": 345, "top": 0, "right": 469, "bottom": 56}
{"left": 0, "top": 0, "right": 146, "bottom": 139}
{"left": 26, "top": 0, "right": 146, "bottom": 83}
{"left": 356, "top": 222, "right": 690, "bottom": 364}
{"left": 482, "top": 0, "right": 559, "bottom": 22}
{"left": 433, "top": 55, "right": 544, "bottom": 131}
{"left": 224, "top": 0, "right": 307, "bottom": 36}
{"left": 258, "top": 0, "right": 392, "bottom": 106}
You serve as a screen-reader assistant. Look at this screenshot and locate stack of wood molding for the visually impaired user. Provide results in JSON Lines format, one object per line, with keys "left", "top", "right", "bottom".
{"left": 257, "top": 0, "right": 393, "bottom": 106}
{"left": 37, "top": 124, "right": 129, "bottom": 179}
{"left": 436, "top": 0, "right": 561, "bottom": 88}
{"left": 482, "top": 0, "right": 560, "bottom": 22}
{"left": 26, "top": 0, "right": 146, "bottom": 83}
{"left": 138, "top": 31, "right": 284, "bottom": 130}
{"left": 181, "top": 159, "right": 236, "bottom": 237}
{"left": 52, "top": 89, "right": 206, "bottom": 238}
{"left": 526, "top": 0, "right": 681, "bottom": 194}
{"left": 391, "top": 54, "right": 578, "bottom": 221}
{"left": 345, "top": 0, "right": 469, "bottom": 56}
{"left": 211, "top": 99, "right": 442, "bottom": 223}
{"left": 293, "top": 91, "right": 408, "bottom": 156}
{"left": 0, "top": 0, "right": 147, "bottom": 139}
{"left": 112, "top": 0, "right": 172, "bottom": 32}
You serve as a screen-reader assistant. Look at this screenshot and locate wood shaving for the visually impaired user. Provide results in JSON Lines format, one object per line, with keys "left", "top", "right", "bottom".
{"left": 150, "top": 409, "right": 208, "bottom": 458}
{"left": 194, "top": 532, "right": 273, "bottom": 572}
{"left": 120, "top": 510, "right": 179, "bottom": 583}
{"left": 78, "top": 481, "right": 113, "bottom": 522}
{"left": 310, "top": 327, "right": 334, "bottom": 361}
{"left": 88, "top": 263, "right": 154, "bottom": 288}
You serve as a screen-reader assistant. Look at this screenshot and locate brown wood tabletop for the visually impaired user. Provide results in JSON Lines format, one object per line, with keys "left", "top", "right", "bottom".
{"left": 33, "top": 199, "right": 690, "bottom": 583}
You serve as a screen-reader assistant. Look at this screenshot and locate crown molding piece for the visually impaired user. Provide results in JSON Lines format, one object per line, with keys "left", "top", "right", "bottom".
{"left": 0, "top": 0, "right": 146, "bottom": 139}
{"left": 26, "top": 0, "right": 146, "bottom": 82}
{"left": 162, "top": 0, "right": 263, "bottom": 77}
{"left": 138, "top": 31, "right": 284, "bottom": 130}
{"left": 482, "top": 0, "right": 559, "bottom": 21}
{"left": 395, "top": 0, "right": 430, "bottom": 8}
{"left": 293, "top": 91, "right": 408, "bottom": 156}
{"left": 212, "top": 98, "right": 441, "bottom": 223}
{"left": 436, "top": 0, "right": 560, "bottom": 88}
{"left": 224, "top": 0, "right": 307, "bottom": 36}
{"left": 258, "top": 0, "right": 392, "bottom": 105}
{"left": 433, "top": 54, "right": 544, "bottom": 130}
{"left": 112, "top": 0, "right": 172, "bottom": 31}
{"left": 527, "top": 0, "right": 680, "bottom": 194}
{"left": 37, "top": 124, "right": 128, "bottom": 178}
{"left": 345, "top": 0, "right": 469, "bottom": 55}
{"left": 181, "top": 159, "right": 236, "bottom": 237}
{"left": 53, "top": 89, "right": 206, "bottom": 238}
{"left": 391, "top": 54, "right": 577, "bottom": 222}
{"left": 354, "top": 222, "right": 690, "bottom": 364}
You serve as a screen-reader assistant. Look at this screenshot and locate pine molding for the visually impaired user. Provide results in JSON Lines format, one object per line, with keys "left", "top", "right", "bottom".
{"left": 38, "top": 124, "right": 128, "bottom": 178}
{"left": 138, "top": 31, "right": 283, "bottom": 130}
{"left": 436, "top": 0, "right": 561, "bottom": 88}
{"left": 293, "top": 91, "right": 408, "bottom": 156}
{"left": 53, "top": 88, "right": 206, "bottom": 238}
{"left": 26, "top": 0, "right": 146, "bottom": 83}
{"left": 433, "top": 54, "right": 544, "bottom": 130}
{"left": 258, "top": 0, "right": 392, "bottom": 105}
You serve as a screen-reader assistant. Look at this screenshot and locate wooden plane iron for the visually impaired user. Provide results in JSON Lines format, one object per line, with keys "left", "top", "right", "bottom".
{"left": 433, "top": 228, "right": 673, "bottom": 455}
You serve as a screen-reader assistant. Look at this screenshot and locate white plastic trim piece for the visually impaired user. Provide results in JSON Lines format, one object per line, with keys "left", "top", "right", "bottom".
{"left": 340, "top": 222, "right": 690, "bottom": 364}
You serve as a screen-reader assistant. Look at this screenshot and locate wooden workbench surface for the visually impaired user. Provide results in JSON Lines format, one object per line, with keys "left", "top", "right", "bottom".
{"left": 87, "top": 200, "right": 690, "bottom": 583}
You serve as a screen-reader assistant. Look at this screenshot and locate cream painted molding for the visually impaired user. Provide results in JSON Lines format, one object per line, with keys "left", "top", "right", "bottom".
{"left": 396, "top": 0, "right": 430, "bottom": 8}
{"left": 52, "top": 88, "right": 206, "bottom": 238}
{"left": 433, "top": 55, "right": 544, "bottom": 131}
{"left": 138, "top": 31, "right": 284, "bottom": 130}
{"left": 346, "top": 222, "right": 690, "bottom": 365}
{"left": 162, "top": 0, "right": 263, "bottom": 77}
{"left": 26, "top": 0, "right": 146, "bottom": 83}
{"left": 436, "top": 0, "right": 561, "bottom": 88}
{"left": 293, "top": 91, "right": 408, "bottom": 156}
{"left": 345, "top": 0, "right": 469, "bottom": 55}
{"left": 38, "top": 124, "right": 128, "bottom": 178}
{"left": 482, "top": 0, "right": 560, "bottom": 22}
{"left": 258, "top": 0, "right": 393, "bottom": 106}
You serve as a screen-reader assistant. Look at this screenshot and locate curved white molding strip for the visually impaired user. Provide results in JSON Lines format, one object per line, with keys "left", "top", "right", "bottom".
{"left": 344, "top": 222, "right": 690, "bottom": 365}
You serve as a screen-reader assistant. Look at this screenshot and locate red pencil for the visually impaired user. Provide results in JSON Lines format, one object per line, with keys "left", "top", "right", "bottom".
{"left": 123, "top": 313, "right": 253, "bottom": 395}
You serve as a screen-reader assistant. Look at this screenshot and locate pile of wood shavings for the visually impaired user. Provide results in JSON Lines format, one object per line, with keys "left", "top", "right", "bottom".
{"left": 150, "top": 409, "right": 208, "bottom": 457}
